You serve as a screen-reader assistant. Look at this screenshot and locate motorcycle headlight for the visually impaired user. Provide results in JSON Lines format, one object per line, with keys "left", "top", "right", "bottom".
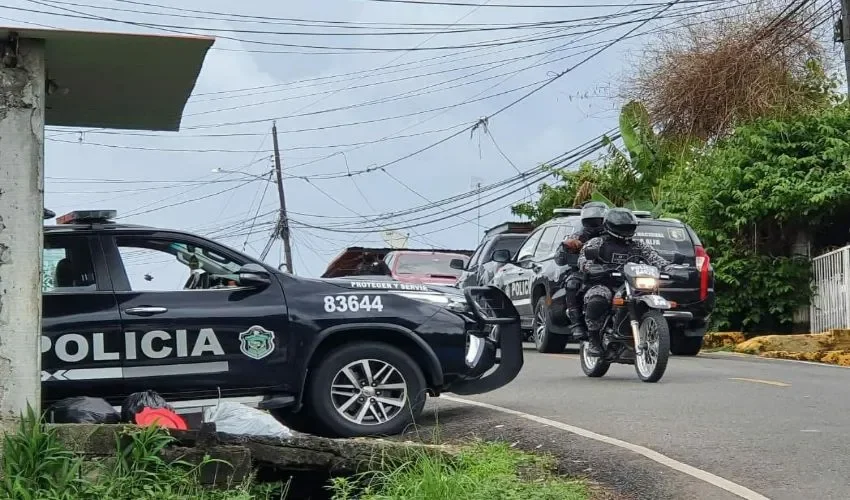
{"left": 634, "top": 277, "right": 658, "bottom": 290}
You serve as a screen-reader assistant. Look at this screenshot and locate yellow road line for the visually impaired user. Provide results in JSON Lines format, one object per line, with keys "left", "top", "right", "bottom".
{"left": 729, "top": 377, "right": 790, "bottom": 387}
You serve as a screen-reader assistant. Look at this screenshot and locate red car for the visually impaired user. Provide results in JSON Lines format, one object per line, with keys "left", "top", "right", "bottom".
{"left": 384, "top": 250, "right": 469, "bottom": 286}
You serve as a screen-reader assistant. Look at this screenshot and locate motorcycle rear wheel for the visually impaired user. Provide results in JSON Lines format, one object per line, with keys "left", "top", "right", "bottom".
{"left": 634, "top": 310, "right": 670, "bottom": 383}
{"left": 580, "top": 341, "right": 610, "bottom": 377}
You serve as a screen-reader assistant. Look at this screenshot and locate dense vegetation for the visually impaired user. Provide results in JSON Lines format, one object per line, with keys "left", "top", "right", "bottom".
{"left": 513, "top": 7, "right": 846, "bottom": 331}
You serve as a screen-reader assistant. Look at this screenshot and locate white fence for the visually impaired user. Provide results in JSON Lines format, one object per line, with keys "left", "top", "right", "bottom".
{"left": 810, "top": 246, "right": 850, "bottom": 333}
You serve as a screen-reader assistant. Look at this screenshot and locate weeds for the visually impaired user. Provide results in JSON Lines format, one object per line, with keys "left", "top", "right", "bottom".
{"left": 328, "top": 441, "right": 587, "bottom": 500}
{"left": 0, "top": 407, "right": 287, "bottom": 500}
{"left": 2, "top": 410, "right": 585, "bottom": 500}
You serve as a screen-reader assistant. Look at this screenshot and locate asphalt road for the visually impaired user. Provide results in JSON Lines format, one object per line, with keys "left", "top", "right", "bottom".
{"left": 411, "top": 346, "right": 850, "bottom": 500}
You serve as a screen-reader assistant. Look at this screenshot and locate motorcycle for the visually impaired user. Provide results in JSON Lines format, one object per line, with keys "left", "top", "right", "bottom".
{"left": 580, "top": 258, "right": 690, "bottom": 383}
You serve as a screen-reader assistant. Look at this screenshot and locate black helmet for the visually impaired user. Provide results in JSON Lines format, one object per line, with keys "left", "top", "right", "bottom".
{"left": 603, "top": 208, "right": 638, "bottom": 240}
{"left": 580, "top": 201, "right": 608, "bottom": 230}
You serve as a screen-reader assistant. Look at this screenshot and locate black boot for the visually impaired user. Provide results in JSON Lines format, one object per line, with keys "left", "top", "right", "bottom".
{"left": 586, "top": 329, "right": 604, "bottom": 356}
{"left": 567, "top": 308, "right": 587, "bottom": 340}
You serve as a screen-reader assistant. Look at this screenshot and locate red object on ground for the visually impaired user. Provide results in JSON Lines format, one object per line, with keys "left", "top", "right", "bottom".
{"left": 134, "top": 407, "right": 188, "bottom": 430}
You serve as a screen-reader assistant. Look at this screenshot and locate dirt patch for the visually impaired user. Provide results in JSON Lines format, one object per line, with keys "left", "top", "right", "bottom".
{"left": 702, "top": 332, "right": 746, "bottom": 349}
{"left": 703, "top": 329, "right": 850, "bottom": 367}
{"left": 734, "top": 329, "right": 850, "bottom": 355}
{"left": 760, "top": 350, "right": 850, "bottom": 366}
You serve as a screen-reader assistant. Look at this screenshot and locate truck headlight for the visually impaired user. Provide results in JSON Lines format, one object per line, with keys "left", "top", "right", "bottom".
{"left": 634, "top": 277, "right": 658, "bottom": 290}
{"left": 397, "top": 292, "right": 468, "bottom": 312}
{"left": 465, "top": 334, "right": 485, "bottom": 367}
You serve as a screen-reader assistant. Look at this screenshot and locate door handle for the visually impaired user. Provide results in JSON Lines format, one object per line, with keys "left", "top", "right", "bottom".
{"left": 124, "top": 306, "right": 168, "bottom": 316}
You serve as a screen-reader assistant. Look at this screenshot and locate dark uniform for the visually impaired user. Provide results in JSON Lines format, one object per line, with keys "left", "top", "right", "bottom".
{"left": 555, "top": 226, "right": 605, "bottom": 338}
{"left": 554, "top": 201, "right": 608, "bottom": 339}
{"left": 577, "top": 208, "right": 674, "bottom": 355}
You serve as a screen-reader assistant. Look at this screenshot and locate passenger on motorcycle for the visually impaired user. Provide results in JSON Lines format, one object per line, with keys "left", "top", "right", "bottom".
{"left": 554, "top": 201, "right": 609, "bottom": 340}
{"left": 578, "top": 208, "right": 674, "bottom": 356}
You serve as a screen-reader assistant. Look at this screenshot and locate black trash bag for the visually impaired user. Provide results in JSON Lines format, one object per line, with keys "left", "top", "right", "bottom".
{"left": 47, "top": 396, "right": 120, "bottom": 424}
{"left": 121, "top": 390, "right": 173, "bottom": 423}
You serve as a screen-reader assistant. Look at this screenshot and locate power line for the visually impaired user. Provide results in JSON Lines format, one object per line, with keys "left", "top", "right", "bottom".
{"left": 364, "top": 0, "right": 715, "bottom": 6}
{"left": 21, "top": 0, "right": 661, "bottom": 52}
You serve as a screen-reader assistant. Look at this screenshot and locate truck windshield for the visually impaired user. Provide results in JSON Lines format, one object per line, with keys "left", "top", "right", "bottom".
{"left": 488, "top": 237, "right": 524, "bottom": 262}
{"left": 396, "top": 253, "right": 468, "bottom": 277}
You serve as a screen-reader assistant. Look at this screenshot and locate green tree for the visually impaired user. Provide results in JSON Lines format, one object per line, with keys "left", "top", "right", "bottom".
{"left": 513, "top": 101, "right": 684, "bottom": 223}
{"left": 666, "top": 104, "right": 850, "bottom": 330}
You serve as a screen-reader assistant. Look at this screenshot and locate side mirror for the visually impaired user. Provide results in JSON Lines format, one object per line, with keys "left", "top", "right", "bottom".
{"left": 492, "top": 249, "right": 511, "bottom": 264}
{"left": 672, "top": 252, "right": 685, "bottom": 265}
{"left": 450, "top": 259, "right": 466, "bottom": 271}
{"left": 238, "top": 263, "right": 272, "bottom": 288}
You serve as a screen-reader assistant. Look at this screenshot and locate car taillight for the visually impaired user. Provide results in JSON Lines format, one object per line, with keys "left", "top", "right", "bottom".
{"left": 695, "top": 245, "right": 710, "bottom": 300}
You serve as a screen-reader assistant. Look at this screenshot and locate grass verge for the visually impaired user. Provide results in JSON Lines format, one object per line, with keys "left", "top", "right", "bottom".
{"left": 2, "top": 408, "right": 587, "bottom": 500}
{"left": 1, "top": 407, "right": 288, "bottom": 500}
{"left": 328, "top": 441, "right": 588, "bottom": 500}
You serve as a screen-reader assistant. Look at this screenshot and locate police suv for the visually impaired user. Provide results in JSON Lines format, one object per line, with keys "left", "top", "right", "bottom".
{"left": 42, "top": 210, "right": 522, "bottom": 437}
{"left": 491, "top": 208, "right": 714, "bottom": 355}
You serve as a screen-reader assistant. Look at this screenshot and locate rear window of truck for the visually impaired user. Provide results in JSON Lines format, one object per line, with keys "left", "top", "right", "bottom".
{"left": 634, "top": 222, "right": 695, "bottom": 256}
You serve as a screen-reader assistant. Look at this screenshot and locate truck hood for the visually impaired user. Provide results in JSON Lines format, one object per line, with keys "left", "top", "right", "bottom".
{"left": 320, "top": 274, "right": 464, "bottom": 297}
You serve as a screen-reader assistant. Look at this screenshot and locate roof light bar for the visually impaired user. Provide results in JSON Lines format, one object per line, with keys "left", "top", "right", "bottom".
{"left": 553, "top": 208, "right": 581, "bottom": 216}
{"left": 56, "top": 210, "right": 117, "bottom": 225}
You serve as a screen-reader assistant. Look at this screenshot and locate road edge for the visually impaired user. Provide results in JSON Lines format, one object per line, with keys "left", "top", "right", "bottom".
{"left": 442, "top": 395, "right": 770, "bottom": 500}
{"left": 700, "top": 350, "right": 850, "bottom": 369}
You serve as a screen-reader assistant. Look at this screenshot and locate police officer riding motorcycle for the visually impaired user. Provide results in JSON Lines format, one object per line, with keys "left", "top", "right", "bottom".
{"left": 575, "top": 208, "right": 689, "bottom": 382}
{"left": 554, "top": 202, "right": 608, "bottom": 341}
{"left": 579, "top": 208, "right": 678, "bottom": 353}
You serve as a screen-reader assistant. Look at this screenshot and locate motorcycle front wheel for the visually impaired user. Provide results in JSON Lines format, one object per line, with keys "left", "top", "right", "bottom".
{"left": 634, "top": 310, "right": 670, "bottom": 383}
{"left": 580, "top": 341, "right": 610, "bottom": 377}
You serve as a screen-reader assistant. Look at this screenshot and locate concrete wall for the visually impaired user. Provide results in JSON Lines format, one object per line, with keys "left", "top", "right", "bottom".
{"left": 0, "top": 37, "right": 46, "bottom": 430}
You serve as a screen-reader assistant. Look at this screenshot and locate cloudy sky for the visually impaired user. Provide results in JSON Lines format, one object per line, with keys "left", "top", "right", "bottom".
{"left": 3, "top": 0, "right": 820, "bottom": 280}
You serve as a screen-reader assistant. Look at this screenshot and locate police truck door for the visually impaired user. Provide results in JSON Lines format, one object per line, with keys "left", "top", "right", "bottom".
{"left": 498, "top": 230, "right": 543, "bottom": 319}
{"left": 104, "top": 234, "right": 289, "bottom": 401}
{"left": 42, "top": 232, "right": 126, "bottom": 405}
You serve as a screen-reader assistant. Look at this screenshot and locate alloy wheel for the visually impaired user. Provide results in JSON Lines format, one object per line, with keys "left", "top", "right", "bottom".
{"left": 330, "top": 359, "right": 408, "bottom": 426}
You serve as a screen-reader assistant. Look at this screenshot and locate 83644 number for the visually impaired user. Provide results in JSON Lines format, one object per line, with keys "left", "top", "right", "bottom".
{"left": 323, "top": 295, "right": 384, "bottom": 313}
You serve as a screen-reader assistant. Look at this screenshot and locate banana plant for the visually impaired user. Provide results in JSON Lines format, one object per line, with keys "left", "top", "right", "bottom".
{"left": 589, "top": 101, "right": 669, "bottom": 214}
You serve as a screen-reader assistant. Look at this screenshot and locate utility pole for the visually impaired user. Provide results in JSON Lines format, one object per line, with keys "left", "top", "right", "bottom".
{"left": 271, "top": 122, "right": 294, "bottom": 274}
{"left": 0, "top": 36, "right": 45, "bottom": 431}
{"left": 839, "top": 0, "right": 850, "bottom": 94}
{"left": 471, "top": 176, "right": 484, "bottom": 241}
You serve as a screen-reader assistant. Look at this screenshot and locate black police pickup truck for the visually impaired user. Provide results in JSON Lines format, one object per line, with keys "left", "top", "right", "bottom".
{"left": 41, "top": 210, "right": 522, "bottom": 437}
{"left": 490, "top": 209, "right": 715, "bottom": 355}
{"left": 454, "top": 221, "right": 534, "bottom": 288}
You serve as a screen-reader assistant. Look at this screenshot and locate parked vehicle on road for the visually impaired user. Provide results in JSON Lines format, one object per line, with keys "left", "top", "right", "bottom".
{"left": 385, "top": 250, "right": 471, "bottom": 286}
{"left": 454, "top": 224, "right": 532, "bottom": 288}
{"left": 490, "top": 209, "right": 715, "bottom": 355}
{"left": 42, "top": 211, "right": 521, "bottom": 438}
{"left": 322, "top": 247, "right": 473, "bottom": 286}
{"left": 578, "top": 261, "right": 691, "bottom": 382}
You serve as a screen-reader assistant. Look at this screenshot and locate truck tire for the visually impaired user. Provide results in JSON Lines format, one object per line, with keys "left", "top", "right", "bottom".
{"left": 670, "top": 335, "right": 703, "bottom": 356}
{"left": 533, "top": 297, "right": 568, "bottom": 353}
{"left": 307, "top": 342, "right": 426, "bottom": 438}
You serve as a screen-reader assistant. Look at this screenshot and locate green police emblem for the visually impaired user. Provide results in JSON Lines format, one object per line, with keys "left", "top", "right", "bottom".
{"left": 239, "top": 326, "right": 275, "bottom": 360}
